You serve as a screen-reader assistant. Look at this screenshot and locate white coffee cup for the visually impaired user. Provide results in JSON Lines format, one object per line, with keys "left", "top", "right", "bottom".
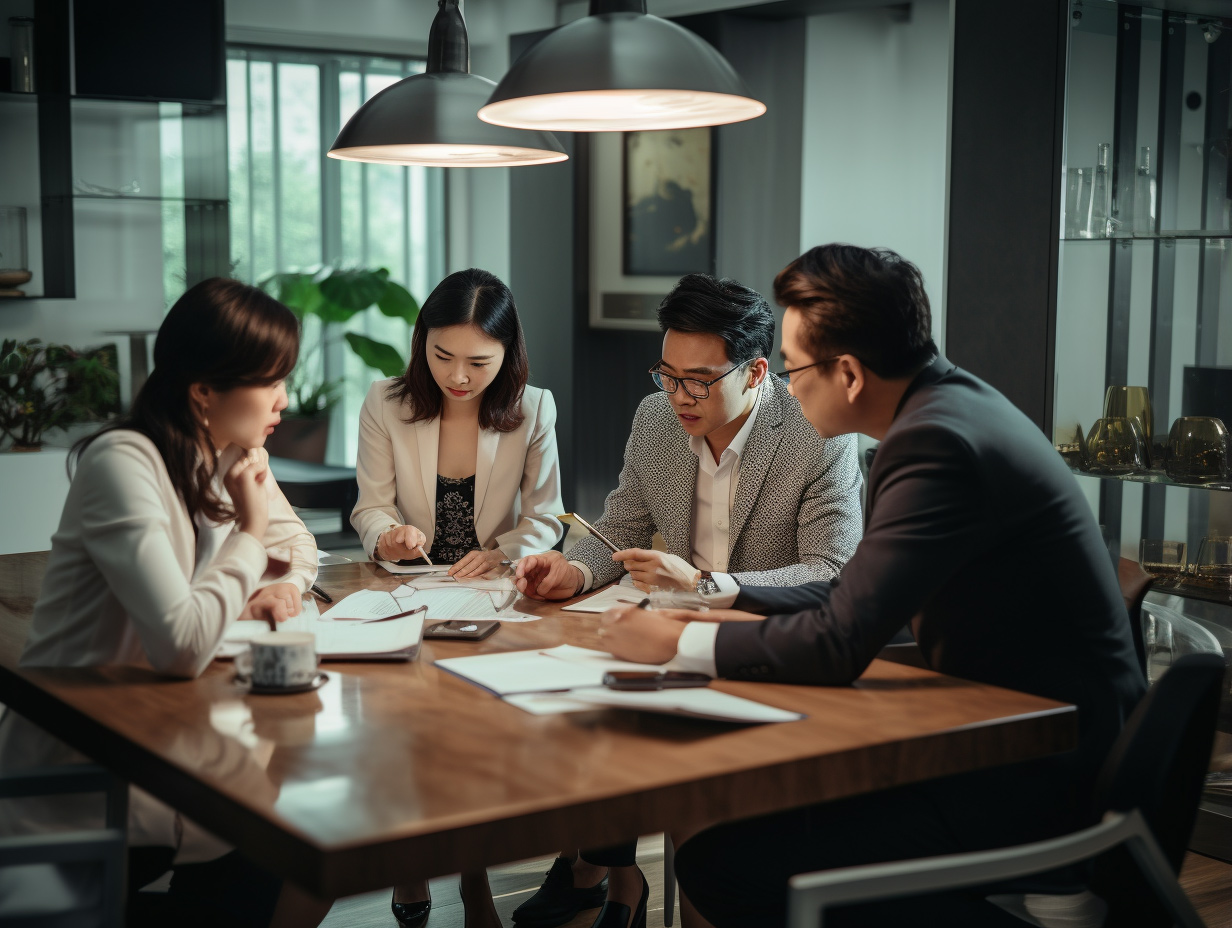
{"left": 236, "top": 631, "right": 318, "bottom": 689}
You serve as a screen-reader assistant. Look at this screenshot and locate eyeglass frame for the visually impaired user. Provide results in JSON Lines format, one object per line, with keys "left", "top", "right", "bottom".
{"left": 773, "top": 356, "right": 842, "bottom": 382}
{"left": 648, "top": 360, "right": 757, "bottom": 399}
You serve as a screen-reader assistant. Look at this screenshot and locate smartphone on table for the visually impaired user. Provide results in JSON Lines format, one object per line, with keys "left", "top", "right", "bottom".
{"left": 424, "top": 620, "right": 501, "bottom": 641}
{"left": 602, "top": 670, "right": 712, "bottom": 691}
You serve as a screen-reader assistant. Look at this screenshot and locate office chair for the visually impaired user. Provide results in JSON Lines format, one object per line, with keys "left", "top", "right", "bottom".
{"left": 786, "top": 652, "right": 1226, "bottom": 928}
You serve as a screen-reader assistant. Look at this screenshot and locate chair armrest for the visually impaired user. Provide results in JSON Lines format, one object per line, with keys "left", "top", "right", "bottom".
{"left": 0, "top": 765, "right": 111, "bottom": 799}
{"left": 0, "top": 828, "right": 125, "bottom": 867}
{"left": 786, "top": 810, "right": 1203, "bottom": 928}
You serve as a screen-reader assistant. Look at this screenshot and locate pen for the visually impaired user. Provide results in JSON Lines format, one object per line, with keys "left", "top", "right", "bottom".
{"left": 417, "top": 546, "right": 434, "bottom": 566}
{"left": 310, "top": 583, "right": 333, "bottom": 603}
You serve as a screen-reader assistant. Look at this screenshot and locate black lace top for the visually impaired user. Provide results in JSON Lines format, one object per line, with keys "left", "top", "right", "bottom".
{"left": 431, "top": 474, "right": 481, "bottom": 565}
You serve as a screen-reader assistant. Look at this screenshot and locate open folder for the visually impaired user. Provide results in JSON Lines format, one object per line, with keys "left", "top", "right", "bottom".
{"left": 219, "top": 592, "right": 426, "bottom": 661}
{"left": 436, "top": 645, "right": 804, "bottom": 723}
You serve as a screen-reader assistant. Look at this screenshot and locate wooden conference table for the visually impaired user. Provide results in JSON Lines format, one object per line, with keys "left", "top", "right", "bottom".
{"left": 0, "top": 554, "right": 1077, "bottom": 898}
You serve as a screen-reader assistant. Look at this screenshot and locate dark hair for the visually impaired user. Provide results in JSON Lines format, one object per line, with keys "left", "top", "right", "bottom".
{"left": 774, "top": 244, "right": 937, "bottom": 379}
{"left": 73, "top": 278, "right": 299, "bottom": 523}
{"left": 656, "top": 273, "right": 775, "bottom": 365}
{"left": 388, "top": 268, "right": 529, "bottom": 432}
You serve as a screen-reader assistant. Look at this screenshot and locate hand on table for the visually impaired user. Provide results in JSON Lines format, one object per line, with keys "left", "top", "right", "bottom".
{"left": 241, "top": 582, "right": 302, "bottom": 625}
{"left": 449, "top": 548, "right": 507, "bottom": 579}
{"left": 515, "top": 550, "right": 584, "bottom": 601}
{"left": 596, "top": 604, "right": 691, "bottom": 664}
{"left": 378, "top": 524, "right": 429, "bottom": 562}
{"left": 612, "top": 549, "right": 697, "bottom": 592}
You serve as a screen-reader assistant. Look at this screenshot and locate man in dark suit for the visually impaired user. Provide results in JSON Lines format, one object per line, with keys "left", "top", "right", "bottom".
{"left": 599, "top": 244, "right": 1146, "bottom": 927}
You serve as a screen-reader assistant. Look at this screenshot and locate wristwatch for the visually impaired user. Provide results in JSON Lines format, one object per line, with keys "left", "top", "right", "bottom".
{"left": 695, "top": 570, "right": 721, "bottom": 597}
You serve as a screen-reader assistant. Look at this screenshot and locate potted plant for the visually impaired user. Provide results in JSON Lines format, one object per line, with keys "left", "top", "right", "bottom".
{"left": 262, "top": 268, "right": 419, "bottom": 462}
{"left": 0, "top": 339, "right": 120, "bottom": 451}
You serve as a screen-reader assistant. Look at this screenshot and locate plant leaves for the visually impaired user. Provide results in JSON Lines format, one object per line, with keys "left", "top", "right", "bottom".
{"left": 376, "top": 281, "right": 420, "bottom": 325}
{"left": 266, "top": 272, "right": 325, "bottom": 320}
{"left": 344, "top": 333, "right": 406, "bottom": 378}
{"left": 320, "top": 268, "right": 390, "bottom": 314}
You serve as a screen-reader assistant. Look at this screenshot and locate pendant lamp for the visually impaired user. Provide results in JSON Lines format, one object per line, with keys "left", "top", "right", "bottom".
{"left": 478, "top": 0, "right": 766, "bottom": 132}
{"left": 328, "top": 1, "right": 567, "bottom": 167}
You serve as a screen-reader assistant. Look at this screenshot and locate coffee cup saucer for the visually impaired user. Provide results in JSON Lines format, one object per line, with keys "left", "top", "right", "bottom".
{"left": 235, "top": 671, "right": 329, "bottom": 695}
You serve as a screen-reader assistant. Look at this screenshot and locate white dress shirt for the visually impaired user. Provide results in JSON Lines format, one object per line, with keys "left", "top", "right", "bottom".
{"left": 570, "top": 388, "right": 760, "bottom": 605}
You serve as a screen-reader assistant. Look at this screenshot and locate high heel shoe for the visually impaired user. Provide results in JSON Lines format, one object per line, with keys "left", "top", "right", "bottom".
{"left": 589, "top": 872, "right": 648, "bottom": 928}
{"left": 391, "top": 889, "right": 432, "bottom": 928}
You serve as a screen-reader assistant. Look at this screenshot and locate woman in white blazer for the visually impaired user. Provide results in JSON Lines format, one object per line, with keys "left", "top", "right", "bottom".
{"left": 351, "top": 268, "right": 563, "bottom": 928}
{"left": 0, "top": 279, "right": 329, "bottom": 928}
{"left": 352, "top": 267, "right": 564, "bottom": 575}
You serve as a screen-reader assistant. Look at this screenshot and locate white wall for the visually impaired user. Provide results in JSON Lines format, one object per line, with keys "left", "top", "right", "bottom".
{"left": 798, "top": 0, "right": 951, "bottom": 349}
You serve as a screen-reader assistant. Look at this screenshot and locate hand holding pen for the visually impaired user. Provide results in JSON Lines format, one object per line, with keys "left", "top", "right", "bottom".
{"left": 376, "top": 524, "right": 429, "bottom": 562}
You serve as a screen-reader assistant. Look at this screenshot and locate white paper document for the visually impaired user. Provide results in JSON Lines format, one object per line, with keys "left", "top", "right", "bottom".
{"left": 217, "top": 595, "right": 425, "bottom": 661}
{"left": 436, "top": 645, "right": 676, "bottom": 696}
{"left": 504, "top": 687, "right": 804, "bottom": 724}
{"left": 321, "top": 589, "right": 411, "bottom": 622}
{"left": 376, "top": 559, "right": 452, "bottom": 575}
{"left": 561, "top": 585, "right": 647, "bottom": 614}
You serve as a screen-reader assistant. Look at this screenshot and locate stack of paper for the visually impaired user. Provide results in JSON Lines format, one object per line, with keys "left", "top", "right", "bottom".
{"left": 219, "top": 594, "right": 425, "bottom": 661}
{"left": 436, "top": 645, "right": 804, "bottom": 724}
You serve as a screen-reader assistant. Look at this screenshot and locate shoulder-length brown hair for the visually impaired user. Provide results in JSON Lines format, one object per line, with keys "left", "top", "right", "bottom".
{"left": 388, "top": 268, "right": 529, "bottom": 432}
{"left": 73, "top": 278, "right": 299, "bottom": 524}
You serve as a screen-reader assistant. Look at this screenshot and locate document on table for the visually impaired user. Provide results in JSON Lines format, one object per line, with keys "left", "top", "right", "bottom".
{"left": 436, "top": 644, "right": 665, "bottom": 695}
{"left": 504, "top": 688, "right": 805, "bottom": 724}
{"left": 393, "top": 582, "right": 540, "bottom": 623}
{"left": 561, "top": 584, "right": 646, "bottom": 614}
{"left": 320, "top": 588, "right": 412, "bottom": 621}
{"left": 376, "top": 559, "right": 452, "bottom": 575}
{"left": 217, "top": 594, "right": 425, "bottom": 661}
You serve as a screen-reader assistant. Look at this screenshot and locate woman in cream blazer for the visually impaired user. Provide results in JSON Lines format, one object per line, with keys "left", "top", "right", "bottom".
{"left": 352, "top": 268, "right": 562, "bottom": 928}
{"left": 0, "top": 279, "right": 328, "bottom": 927}
{"left": 352, "top": 268, "right": 563, "bottom": 575}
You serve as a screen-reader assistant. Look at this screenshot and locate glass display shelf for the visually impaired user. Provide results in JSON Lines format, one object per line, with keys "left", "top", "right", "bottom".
{"left": 67, "top": 194, "right": 228, "bottom": 206}
{"left": 1060, "top": 231, "right": 1232, "bottom": 242}
{"left": 1067, "top": 466, "right": 1232, "bottom": 493}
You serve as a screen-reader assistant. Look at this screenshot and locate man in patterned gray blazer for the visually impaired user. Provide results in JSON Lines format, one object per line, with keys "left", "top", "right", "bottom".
{"left": 509, "top": 274, "right": 862, "bottom": 928}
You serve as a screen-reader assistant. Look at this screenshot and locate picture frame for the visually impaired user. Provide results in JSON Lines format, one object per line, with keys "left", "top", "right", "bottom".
{"left": 622, "top": 128, "right": 715, "bottom": 278}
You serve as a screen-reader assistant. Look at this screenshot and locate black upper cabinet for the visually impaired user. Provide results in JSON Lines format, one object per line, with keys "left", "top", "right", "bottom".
{"left": 73, "top": 0, "right": 225, "bottom": 104}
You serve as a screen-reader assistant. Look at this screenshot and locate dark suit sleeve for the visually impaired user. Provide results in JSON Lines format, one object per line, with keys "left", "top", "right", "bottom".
{"left": 715, "top": 423, "right": 984, "bottom": 685}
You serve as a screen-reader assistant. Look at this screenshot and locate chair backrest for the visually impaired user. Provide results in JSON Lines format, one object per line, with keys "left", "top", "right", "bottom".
{"left": 1094, "top": 652, "right": 1225, "bottom": 871}
{"left": 1117, "top": 557, "right": 1151, "bottom": 677}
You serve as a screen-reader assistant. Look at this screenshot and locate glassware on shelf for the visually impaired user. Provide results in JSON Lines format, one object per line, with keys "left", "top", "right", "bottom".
{"left": 1086, "top": 416, "right": 1147, "bottom": 474}
{"left": 1132, "top": 145, "right": 1156, "bottom": 234}
{"left": 1053, "top": 420, "right": 1088, "bottom": 469}
{"left": 1088, "top": 142, "right": 1111, "bottom": 238}
{"left": 1195, "top": 535, "right": 1232, "bottom": 587}
{"left": 0, "top": 207, "right": 31, "bottom": 297}
{"left": 8, "top": 17, "right": 34, "bottom": 94}
{"left": 1138, "top": 539, "right": 1187, "bottom": 579}
{"left": 1102, "top": 386, "right": 1153, "bottom": 464}
{"left": 1164, "top": 416, "right": 1229, "bottom": 484}
{"left": 1064, "top": 167, "right": 1091, "bottom": 238}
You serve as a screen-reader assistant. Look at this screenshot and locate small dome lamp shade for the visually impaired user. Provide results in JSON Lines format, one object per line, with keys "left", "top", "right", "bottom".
{"left": 328, "top": 1, "right": 567, "bottom": 168}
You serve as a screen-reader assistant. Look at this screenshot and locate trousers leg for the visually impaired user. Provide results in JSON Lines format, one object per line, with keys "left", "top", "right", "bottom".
{"left": 579, "top": 841, "right": 639, "bottom": 868}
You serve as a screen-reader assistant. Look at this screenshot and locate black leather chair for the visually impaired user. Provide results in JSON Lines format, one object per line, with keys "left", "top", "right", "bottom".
{"left": 787, "top": 652, "right": 1226, "bottom": 928}
{"left": 267, "top": 457, "right": 358, "bottom": 539}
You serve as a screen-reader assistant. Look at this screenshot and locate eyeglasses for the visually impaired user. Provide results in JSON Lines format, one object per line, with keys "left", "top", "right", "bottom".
{"left": 773, "top": 357, "right": 840, "bottom": 383}
{"left": 650, "top": 361, "right": 752, "bottom": 399}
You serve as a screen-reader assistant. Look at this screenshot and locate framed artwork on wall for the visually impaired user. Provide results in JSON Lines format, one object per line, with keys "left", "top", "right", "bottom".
{"left": 622, "top": 128, "right": 714, "bottom": 278}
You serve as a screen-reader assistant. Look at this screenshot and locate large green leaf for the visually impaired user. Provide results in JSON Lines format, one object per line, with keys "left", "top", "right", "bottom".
{"left": 0, "top": 345, "right": 22, "bottom": 377}
{"left": 376, "top": 281, "right": 420, "bottom": 325}
{"left": 345, "top": 333, "right": 406, "bottom": 377}
{"left": 321, "top": 269, "right": 390, "bottom": 314}
{"left": 267, "top": 272, "right": 325, "bottom": 319}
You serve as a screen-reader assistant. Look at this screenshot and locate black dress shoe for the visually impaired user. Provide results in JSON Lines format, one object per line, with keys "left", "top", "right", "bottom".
{"left": 512, "top": 856, "right": 608, "bottom": 927}
{"left": 391, "top": 890, "right": 431, "bottom": 928}
{"left": 589, "top": 872, "right": 648, "bottom": 928}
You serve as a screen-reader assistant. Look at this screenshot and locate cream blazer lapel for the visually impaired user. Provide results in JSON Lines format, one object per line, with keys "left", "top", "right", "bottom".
{"left": 416, "top": 417, "right": 440, "bottom": 535}
{"left": 473, "top": 427, "right": 501, "bottom": 539}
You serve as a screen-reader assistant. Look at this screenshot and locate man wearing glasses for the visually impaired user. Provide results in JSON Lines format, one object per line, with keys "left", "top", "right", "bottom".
{"left": 516, "top": 272, "right": 861, "bottom": 606}
{"left": 511, "top": 273, "right": 861, "bottom": 928}
{"left": 597, "top": 245, "right": 1144, "bottom": 928}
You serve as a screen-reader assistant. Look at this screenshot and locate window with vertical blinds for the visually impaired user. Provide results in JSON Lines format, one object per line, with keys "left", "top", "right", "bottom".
{"left": 226, "top": 46, "right": 445, "bottom": 465}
